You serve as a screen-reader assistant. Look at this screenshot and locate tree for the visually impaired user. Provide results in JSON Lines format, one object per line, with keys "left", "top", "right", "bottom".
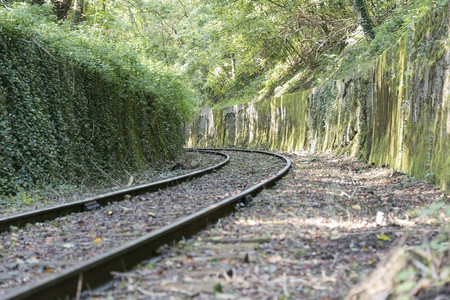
{"left": 53, "top": 0, "right": 72, "bottom": 20}
{"left": 354, "top": 0, "right": 375, "bottom": 41}
{"left": 73, "top": 0, "right": 85, "bottom": 23}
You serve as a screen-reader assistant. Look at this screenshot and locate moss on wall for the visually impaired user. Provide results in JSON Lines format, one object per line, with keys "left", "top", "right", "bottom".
{"left": 187, "top": 3, "right": 449, "bottom": 191}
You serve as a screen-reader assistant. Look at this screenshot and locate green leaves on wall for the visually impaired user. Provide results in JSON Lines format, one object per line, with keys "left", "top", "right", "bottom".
{"left": 0, "top": 4, "right": 193, "bottom": 196}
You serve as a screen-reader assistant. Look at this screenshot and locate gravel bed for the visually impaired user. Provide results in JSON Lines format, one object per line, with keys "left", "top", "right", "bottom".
{"left": 89, "top": 151, "right": 448, "bottom": 300}
{"left": 0, "top": 151, "right": 285, "bottom": 295}
{"left": 0, "top": 151, "right": 225, "bottom": 217}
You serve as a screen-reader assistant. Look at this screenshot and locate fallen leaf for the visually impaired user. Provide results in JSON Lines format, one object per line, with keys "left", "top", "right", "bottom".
{"left": 376, "top": 234, "right": 391, "bottom": 241}
{"left": 94, "top": 237, "right": 102, "bottom": 243}
{"left": 266, "top": 255, "right": 282, "bottom": 264}
{"left": 352, "top": 205, "right": 361, "bottom": 210}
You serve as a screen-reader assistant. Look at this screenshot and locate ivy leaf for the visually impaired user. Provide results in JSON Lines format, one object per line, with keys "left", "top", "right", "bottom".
{"left": 376, "top": 234, "right": 391, "bottom": 241}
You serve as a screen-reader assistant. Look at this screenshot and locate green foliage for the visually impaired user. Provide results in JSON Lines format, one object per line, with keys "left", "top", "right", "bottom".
{"left": 0, "top": 0, "right": 447, "bottom": 197}
{"left": 10, "top": 0, "right": 443, "bottom": 108}
{"left": 393, "top": 229, "right": 450, "bottom": 299}
{"left": 321, "top": 0, "right": 448, "bottom": 82}
{"left": 354, "top": 0, "right": 375, "bottom": 41}
{"left": 80, "top": 0, "right": 357, "bottom": 105}
{"left": 309, "top": 83, "right": 338, "bottom": 140}
{"left": 198, "top": 0, "right": 357, "bottom": 103}
{"left": 8, "top": 186, "right": 42, "bottom": 206}
{"left": 420, "top": 201, "right": 449, "bottom": 223}
{"left": 0, "top": 3, "right": 193, "bottom": 196}
{"left": 191, "top": 0, "right": 447, "bottom": 102}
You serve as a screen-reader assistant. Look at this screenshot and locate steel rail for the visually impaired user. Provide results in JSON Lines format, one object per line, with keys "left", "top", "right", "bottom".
{"left": 1, "top": 149, "right": 291, "bottom": 300}
{"left": 0, "top": 150, "right": 229, "bottom": 232}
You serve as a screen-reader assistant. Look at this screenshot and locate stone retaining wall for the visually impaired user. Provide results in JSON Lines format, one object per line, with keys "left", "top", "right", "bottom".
{"left": 187, "top": 5, "right": 449, "bottom": 192}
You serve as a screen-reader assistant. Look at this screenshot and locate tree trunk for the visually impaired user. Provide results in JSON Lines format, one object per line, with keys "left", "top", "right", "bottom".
{"left": 73, "top": 0, "right": 85, "bottom": 23}
{"left": 354, "top": 0, "right": 375, "bottom": 41}
{"left": 230, "top": 53, "right": 236, "bottom": 80}
{"left": 54, "top": 0, "right": 73, "bottom": 21}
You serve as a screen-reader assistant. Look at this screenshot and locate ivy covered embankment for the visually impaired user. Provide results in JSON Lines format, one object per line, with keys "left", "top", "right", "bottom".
{"left": 187, "top": 3, "right": 450, "bottom": 192}
{"left": 0, "top": 5, "right": 193, "bottom": 196}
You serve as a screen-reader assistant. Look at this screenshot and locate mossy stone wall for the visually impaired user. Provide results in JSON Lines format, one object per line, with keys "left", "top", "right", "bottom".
{"left": 187, "top": 4, "right": 450, "bottom": 192}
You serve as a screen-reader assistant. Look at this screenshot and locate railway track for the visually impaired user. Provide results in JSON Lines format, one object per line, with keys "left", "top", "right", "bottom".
{"left": 0, "top": 149, "right": 291, "bottom": 300}
{"left": 0, "top": 150, "right": 229, "bottom": 232}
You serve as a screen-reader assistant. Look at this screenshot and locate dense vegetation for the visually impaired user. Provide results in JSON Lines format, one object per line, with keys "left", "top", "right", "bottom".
{"left": 20, "top": 0, "right": 442, "bottom": 106}
{"left": 0, "top": 0, "right": 446, "bottom": 197}
{"left": 0, "top": 2, "right": 447, "bottom": 297}
{"left": 0, "top": 3, "right": 193, "bottom": 197}
{"left": 187, "top": 0, "right": 449, "bottom": 190}
{"left": 3, "top": 0, "right": 444, "bottom": 107}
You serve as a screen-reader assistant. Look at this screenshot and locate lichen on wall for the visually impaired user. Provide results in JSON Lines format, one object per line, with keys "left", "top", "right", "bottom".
{"left": 187, "top": 3, "right": 450, "bottom": 192}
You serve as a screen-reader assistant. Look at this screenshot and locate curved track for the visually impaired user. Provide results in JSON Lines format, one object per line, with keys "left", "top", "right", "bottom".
{"left": 0, "top": 150, "right": 229, "bottom": 232}
{"left": 1, "top": 149, "right": 291, "bottom": 300}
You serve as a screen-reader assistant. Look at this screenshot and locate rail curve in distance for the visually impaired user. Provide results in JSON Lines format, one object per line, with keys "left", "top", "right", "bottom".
{"left": 0, "top": 149, "right": 230, "bottom": 232}
{"left": 1, "top": 148, "right": 291, "bottom": 300}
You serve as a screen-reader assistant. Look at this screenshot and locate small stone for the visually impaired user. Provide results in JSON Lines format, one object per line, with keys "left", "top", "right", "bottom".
{"left": 376, "top": 211, "right": 386, "bottom": 226}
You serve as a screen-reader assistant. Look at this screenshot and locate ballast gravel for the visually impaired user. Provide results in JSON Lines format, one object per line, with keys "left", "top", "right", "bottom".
{"left": 0, "top": 151, "right": 225, "bottom": 217}
{"left": 0, "top": 151, "right": 285, "bottom": 295}
{"left": 88, "top": 151, "right": 448, "bottom": 300}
